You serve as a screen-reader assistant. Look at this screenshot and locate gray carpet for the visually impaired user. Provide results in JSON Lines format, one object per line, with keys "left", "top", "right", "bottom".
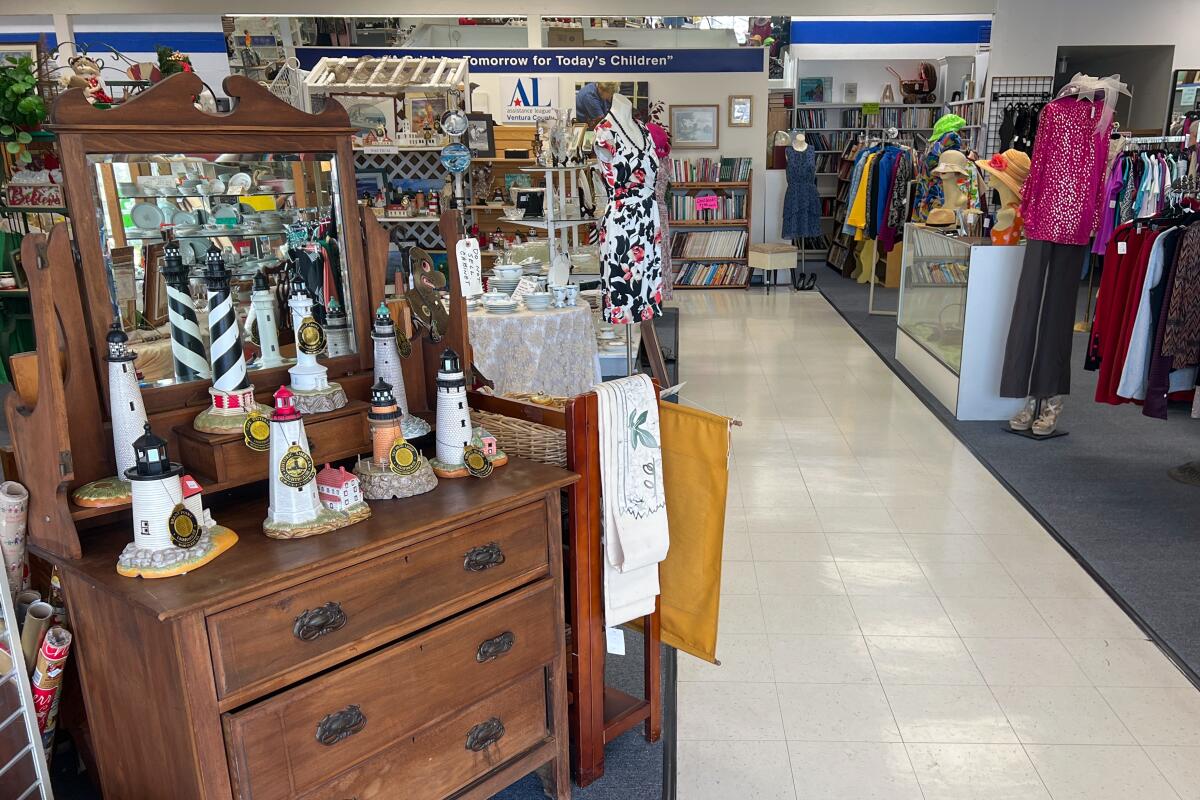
{"left": 818, "top": 273, "right": 1200, "bottom": 681}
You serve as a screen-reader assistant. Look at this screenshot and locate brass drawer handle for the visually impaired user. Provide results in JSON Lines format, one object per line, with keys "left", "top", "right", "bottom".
{"left": 465, "top": 717, "right": 505, "bottom": 752}
{"left": 476, "top": 631, "right": 516, "bottom": 663}
{"left": 293, "top": 601, "right": 348, "bottom": 642}
{"left": 463, "top": 542, "right": 505, "bottom": 572}
{"left": 316, "top": 704, "right": 366, "bottom": 746}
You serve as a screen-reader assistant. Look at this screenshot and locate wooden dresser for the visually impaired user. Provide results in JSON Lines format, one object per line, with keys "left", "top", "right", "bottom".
{"left": 45, "top": 459, "right": 576, "bottom": 799}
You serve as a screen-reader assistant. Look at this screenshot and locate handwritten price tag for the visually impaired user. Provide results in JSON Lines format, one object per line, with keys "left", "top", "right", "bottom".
{"left": 694, "top": 195, "right": 720, "bottom": 212}
{"left": 511, "top": 276, "right": 539, "bottom": 300}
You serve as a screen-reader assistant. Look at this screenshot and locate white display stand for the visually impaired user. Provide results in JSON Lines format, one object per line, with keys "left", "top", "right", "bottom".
{"left": 895, "top": 225, "right": 1026, "bottom": 421}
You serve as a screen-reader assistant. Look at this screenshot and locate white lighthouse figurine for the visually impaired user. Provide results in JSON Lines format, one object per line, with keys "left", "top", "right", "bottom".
{"left": 354, "top": 379, "right": 437, "bottom": 499}
{"left": 324, "top": 298, "right": 353, "bottom": 359}
{"left": 72, "top": 322, "right": 150, "bottom": 507}
{"left": 431, "top": 348, "right": 507, "bottom": 478}
{"left": 160, "top": 237, "right": 210, "bottom": 382}
{"left": 193, "top": 245, "right": 258, "bottom": 433}
{"left": 286, "top": 275, "right": 347, "bottom": 414}
{"left": 117, "top": 424, "right": 237, "bottom": 578}
{"left": 247, "top": 270, "right": 284, "bottom": 368}
{"left": 372, "top": 301, "right": 429, "bottom": 439}
{"left": 264, "top": 386, "right": 368, "bottom": 539}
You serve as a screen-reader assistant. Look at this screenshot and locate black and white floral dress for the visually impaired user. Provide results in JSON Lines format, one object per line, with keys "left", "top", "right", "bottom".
{"left": 595, "top": 115, "right": 664, "bottom": 324}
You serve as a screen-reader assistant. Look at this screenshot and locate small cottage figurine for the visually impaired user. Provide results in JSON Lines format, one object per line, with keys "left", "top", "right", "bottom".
{"left": 194, "top": 246, "right": 259, "bottom": 433}
{"left": 286, "top": 274, "right": 347, "bottom": 413}
{"left": 430, "top": 349, "right": 507, "bottom": 478}
{"left": 316, "top": 464, "right": 367, "bottom": 512}
{"left": 354, "top": 380, "right": 437, "bottom": 499}
{"left": 117, "top": 424, "right": 238, "bottom": 578}
{"left": 264, "top": 387, "right": 368, "bottom": 539}
{"left": 372, "top": 302, "right": 429, "bottom": 438}
{"left": 73, "top": 323, "right": 150, "bottom": 507}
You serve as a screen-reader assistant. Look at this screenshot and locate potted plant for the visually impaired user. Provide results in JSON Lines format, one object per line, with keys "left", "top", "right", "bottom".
{"left": 0, "top": 54, "right": 47, "bottom": 165}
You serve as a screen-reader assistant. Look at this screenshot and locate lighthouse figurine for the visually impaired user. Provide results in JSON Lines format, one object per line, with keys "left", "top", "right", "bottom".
{"left": 354, "top": 380, "right": 437, "bottom": 499}
{"left": 160, "top": 237, "right": 210, "bottom": 383}
{"left": 72, "top": 322, "right": 150, "bottom": 507}
{"left": 263, "top": 386, "right": 368, "bottom": 539}
{"left": 246, "top": 270, "right": 284, "bottom": 368}
{"left": 193, "top": 246, "right": 258, "bottom": 433}
{"left": 117, "top": 424, "right": 238, "bottom": 578}
{"left": 286, "top": 275, "right": 348, "bottom": 414}
{"left": 372, "top": 302, "right": 430, "bottom": 439}
{"left": 430, "top": 348, "right": 507, "bottom": 478}
{"left": 324, "top": 298, "right": 353, "bottom": 359}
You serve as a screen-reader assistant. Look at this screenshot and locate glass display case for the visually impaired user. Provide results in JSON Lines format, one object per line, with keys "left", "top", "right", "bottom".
{"left": 86, "top": 152, "right": 356, "bottom": 388}
{"left": 896, "top": 224, "right": 1027, "bottom": 421}
{"left": 897, "top": 224, "right": 972, "bottom": 374}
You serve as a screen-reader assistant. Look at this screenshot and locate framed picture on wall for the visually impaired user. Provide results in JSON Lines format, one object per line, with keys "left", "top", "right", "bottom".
{"left": 843, "top": 83, "right": 859, "bottom": 103}
{"left": 0, "top": 42, "right": 38, "bottom": 67}
{"left": 728, "top": 95, "right": 753, "bottom": 127}
{"left": 465, "top": 113, "right": 496, "bottom": 158}
{"left": 406, "top": 93, "right": 447, "bottom": 134}
{"left": 354, "top": 168, "right": 387, "bottom": 200}
{"left": 669, "top": 104, "right": 719, "bottom": 149}
{"left": 334, "top": 94, "right": 398, "bottom": 139}
{"left": 799, "top": 77, "right": 833, "bottom": 104}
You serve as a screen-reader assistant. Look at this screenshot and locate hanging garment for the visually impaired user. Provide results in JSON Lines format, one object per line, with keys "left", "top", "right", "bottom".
{"left": 1094, "top": 227, "right": 1160, "bottom": 404}
{"left": 1021, "top": 97, "right": 1110, "bottom": 245}
{"left": 999, "top": 105, "right": 1017, "bottom": 151}
{"left": 1117, "top": 226, "right": 1184, "bottom": 400}
{"left": 1161, "top": 223, "right": 1200, "bottom": 370}
{"left": 1001, "top": 239, "right": 1089, "bottom": 398}
{"left": 594, "top": 374, "right": 670, "bottom": 627}
{"left": 654, "top": 166, "right": 673, "bottom": 300}
{"left": 781, "top": 146, "right": 822, "bottom": 239}
{"left": 595, "top": 114, "right": 664, "bottom": 324}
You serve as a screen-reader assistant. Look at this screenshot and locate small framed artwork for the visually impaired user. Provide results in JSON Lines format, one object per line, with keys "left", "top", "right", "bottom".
{"left": 354, "top": 168, "right": 387, "bottom": 200}
{"left": 465, "top": 112, "right": 496, "bottom": 158}
{"left": 799, "top": 77, "right": 833, "bottom": 104}
{"left": 728, "top": 95, "right": 753, "bottom": 127}
{"left": 406, "top": 93, "right": 447, "bottom": 133}
{"left": 669, "top": 104, "right": 719, "bottom": 149}
{"left": 843, "top": 83, "right": 859, "bottom": 103}
{"left": 569, "top": 122, "right": 588, "bottom": 154}
{"left": 335, "top": 94, "right": 398, "bottom": 139}
{"left": 0, "top": 42, "right": 38, "bottom": 67}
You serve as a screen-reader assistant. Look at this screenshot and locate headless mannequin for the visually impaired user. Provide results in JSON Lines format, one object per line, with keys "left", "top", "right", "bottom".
{"left": 791, "top": 131, "right": 808, "bottom": 151}
{"left": 594, "top": 92, "right": 634, "bottom": 169}
{"left": 789, "top": 131, "right": 816, "bottom": 290}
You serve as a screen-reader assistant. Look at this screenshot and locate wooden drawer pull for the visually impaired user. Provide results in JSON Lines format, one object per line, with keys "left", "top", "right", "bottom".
{"left": 475, "top": 631, "right": 516, "bottom": 663}
{"left": 293, "top": 601, "right": 348, "bottom": 642}
{"left": 465, "top": 717, "right": 506, "bottom": 752}
{"left": 315, "top": 704, "right": 366, "bottom": 746}
{"left": 463, "top": 543, "right": 505, "bottom": 572}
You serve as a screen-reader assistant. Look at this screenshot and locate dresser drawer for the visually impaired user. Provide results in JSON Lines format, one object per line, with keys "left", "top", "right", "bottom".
{"left": 209, "top": 501, "right": 549, "bottom": 700}
{"left": 223, "top": 579, "right": 559, "bottom": 800}
{"left": 298, "top": 670, "right": 549, "bottom": 800}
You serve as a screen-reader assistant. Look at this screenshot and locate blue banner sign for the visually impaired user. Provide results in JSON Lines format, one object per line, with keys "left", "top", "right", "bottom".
{"left": 296, "top": 47, "right": 764, "bottom": 74}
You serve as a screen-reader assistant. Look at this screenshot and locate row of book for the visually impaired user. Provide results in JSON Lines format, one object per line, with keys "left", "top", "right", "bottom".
{"left": 839, "top": 106, "right": 939, "bottom": 129}
{"left": 665, "top": 157, "right": 753, "bottom": 183}
{"left": 795, "top": 108, "right": 828, "bottom": 128}
{"left": 667, "top": 192, "right": 747, "bottom": 222}
{"left": 670, "top": 230, "right": 748, "bottom": 260}
{"left": 908, "top": 261, "right": 969, "bottom": 286}
{"left": 675, "top": 262, "right": 750, "bottom": 287}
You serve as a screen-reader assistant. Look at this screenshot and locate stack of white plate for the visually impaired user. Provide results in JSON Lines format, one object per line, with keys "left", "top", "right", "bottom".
{"left": 523, "top": 292, "right": 553, "bottom": 311}
{"left": 489, "top": 277, "right": 521, "bottom": 294}
{"left": 485, "top": 297, "right": 519, "bottom": 314}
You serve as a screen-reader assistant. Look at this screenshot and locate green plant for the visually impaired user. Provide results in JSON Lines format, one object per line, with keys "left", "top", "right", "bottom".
{"left": 0, "top": 55, "right": 47, "bottom": 164}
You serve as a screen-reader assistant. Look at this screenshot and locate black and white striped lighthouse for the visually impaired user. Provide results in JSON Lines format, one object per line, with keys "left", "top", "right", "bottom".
{"left": 161, "top": 236, "right": 210, "bottom": 383}
{"left": 193, "top": 245, "right": 257, "bottom": 433}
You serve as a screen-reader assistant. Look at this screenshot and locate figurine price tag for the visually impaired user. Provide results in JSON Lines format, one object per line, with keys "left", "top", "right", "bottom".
{"left": 297, "top": 316, "right": 327, "bottom": 355}
{"left": 243, "top": 412, "right": 271, "bottom": 451}
{"left": 388, "top": 441, "right": 422, "bottom": 475}
{"left": 464, "top": 446, "right": 494, "bottom": 478}
{"left": 279, "top": 443, "right": 316, "bottom": 487}
{"left": 455, "top": 238, "right": 484, "bottom": 297}
{"left": 168, "top": 503, "right": 201, "bottom": 548}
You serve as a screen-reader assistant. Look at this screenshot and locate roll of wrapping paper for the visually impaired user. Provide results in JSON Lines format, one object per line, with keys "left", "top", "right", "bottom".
{"left": 20, "top": 601, "right": 51, "bottom": 669}
{"left": 0, "top": 481, "right": 29, "bottom": 600}
{"left": 15, "top": 589, "right": 40, "bottom": 627}
{"left": 32, "top": 626, "right": 71, "bottom": 749}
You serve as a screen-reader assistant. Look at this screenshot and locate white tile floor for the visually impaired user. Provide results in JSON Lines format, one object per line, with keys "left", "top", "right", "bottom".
{"left": 670, "top": 289, "right": 1200, "bottom": 800}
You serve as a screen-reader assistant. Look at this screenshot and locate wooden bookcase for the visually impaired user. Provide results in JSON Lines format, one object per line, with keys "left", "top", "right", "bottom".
{"left": 668, "top": 173, "right": 753, "bottom": 290}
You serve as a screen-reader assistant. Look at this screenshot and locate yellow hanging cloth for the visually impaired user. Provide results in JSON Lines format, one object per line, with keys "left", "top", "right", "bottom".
{"left": 639, "top": 402, "right": 732, "bottom": 664}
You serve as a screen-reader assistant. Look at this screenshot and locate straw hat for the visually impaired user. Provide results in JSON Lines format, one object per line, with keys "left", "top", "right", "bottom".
{"left": 931, "top": 149, "right": 971, "bottom": 176}
{"left": 976, "top": 149, "right": 1031, "bottom": 198}
{"left": 925, "top": 207, "right": 958, "bottom": 227}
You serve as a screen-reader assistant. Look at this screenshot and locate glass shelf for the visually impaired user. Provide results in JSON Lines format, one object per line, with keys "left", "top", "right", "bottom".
{"left": 898, "top": 226, "right": 972, "bottom": 375}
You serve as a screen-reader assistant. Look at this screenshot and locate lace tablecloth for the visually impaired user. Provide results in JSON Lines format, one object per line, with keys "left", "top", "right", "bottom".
{"left": 468, "top": 304, "right": 601, "bottom": 397}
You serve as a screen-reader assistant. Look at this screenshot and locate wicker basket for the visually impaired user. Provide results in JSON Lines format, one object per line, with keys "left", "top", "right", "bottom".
{"left": 471, "top": 409, "right": 567, "bottom": 468}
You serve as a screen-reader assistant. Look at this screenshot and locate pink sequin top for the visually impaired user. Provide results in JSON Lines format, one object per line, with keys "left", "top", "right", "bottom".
{"left": 1021, "top": 97, "right": 1109, "bottom": 245}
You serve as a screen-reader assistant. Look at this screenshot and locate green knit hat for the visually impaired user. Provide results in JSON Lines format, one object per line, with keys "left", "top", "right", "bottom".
{"left": 932, "top": 113, "right": 967, "bottom": 140}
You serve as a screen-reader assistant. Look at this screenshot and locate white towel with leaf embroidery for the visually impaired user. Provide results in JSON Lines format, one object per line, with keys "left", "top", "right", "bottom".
{"left": 595, "top": 374, "right": 670, "bottom": 627}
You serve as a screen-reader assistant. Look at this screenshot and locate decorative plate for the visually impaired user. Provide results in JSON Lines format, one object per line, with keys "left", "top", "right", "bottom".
{"left": 227, "top": 172, "right": 253, "bottom": 194}
{"left": 172, "top": 210, "right": 198, "bottom": 227}
{"left": 130, "top": 203, "right": 165, "bottom": 230}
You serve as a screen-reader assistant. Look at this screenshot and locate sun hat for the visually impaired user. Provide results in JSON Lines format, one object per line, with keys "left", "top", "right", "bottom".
{"left": 975, "top": 149, "right": 1031, "bottom": 198}
{"left": 931, "top": 113, "right": 967, "bottom": 140}
{"left": 925, "top": 207, "right": 958, "bottom": 227}
{"left": 931, "top": 149, "right": 971, "bottom": 176}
